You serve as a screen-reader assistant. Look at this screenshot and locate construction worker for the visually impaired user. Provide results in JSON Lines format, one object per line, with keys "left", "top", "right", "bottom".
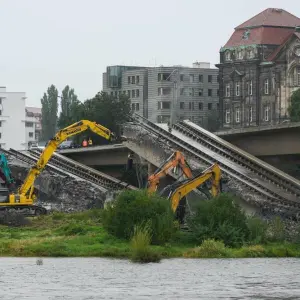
{"left": 82, "top": 139, "right": 88, "bottom": 147}
{"left": 88, "top": 138, "right": 93, "bottom": 147}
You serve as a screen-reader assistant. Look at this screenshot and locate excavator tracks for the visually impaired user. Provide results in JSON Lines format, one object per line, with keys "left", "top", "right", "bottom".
{"left": 124, "top": 114, "right": 300, "bottom": 217}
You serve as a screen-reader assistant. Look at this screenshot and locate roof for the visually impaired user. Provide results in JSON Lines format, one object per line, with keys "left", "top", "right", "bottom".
{"left": 224, "top": 27, "right": 294, "bottom": 48}
{"left": 26, "top": 106, "right": 41, "bottom": 115}
{"left": 267, "top": 31, "right": 300, "bottom": 61}
{"left": 236, "top": 8, "right": 300, "bottom": 29}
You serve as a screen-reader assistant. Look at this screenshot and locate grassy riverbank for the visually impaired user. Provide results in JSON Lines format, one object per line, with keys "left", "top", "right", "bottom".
{"left": 0, "top": 210, "right": 300, "bottom": 259}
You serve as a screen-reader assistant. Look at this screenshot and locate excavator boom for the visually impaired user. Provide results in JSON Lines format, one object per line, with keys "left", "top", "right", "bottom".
{"left": 19, "top": 120, "right": 113, "bottom": 198}
{"left": 147, "top": 151, "right": 193, "bottom": 193}
{"left": 168, "top": 163, "right": 222, "bottom": 212}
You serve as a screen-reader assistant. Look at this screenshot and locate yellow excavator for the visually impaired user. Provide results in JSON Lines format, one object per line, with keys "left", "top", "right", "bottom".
{"left": 0, "top": 120, "right": 114, "bottom": 215}
{"left": 146, "top": 151, "right": 222, "bottom": 222}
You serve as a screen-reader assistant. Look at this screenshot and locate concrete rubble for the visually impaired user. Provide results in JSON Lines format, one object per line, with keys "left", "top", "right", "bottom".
{"left": 8, "top": 158, "right": 113, "bottom": 213}
{"left": 123, "top": 122, "right": 300, "bottom": 220}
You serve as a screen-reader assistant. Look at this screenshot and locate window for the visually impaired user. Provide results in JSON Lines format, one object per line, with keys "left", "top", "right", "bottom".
{"left": 25, "top": 122, "right": 34, "bottom": 127}
{"left": 118, "top": 91, "right": 121, "bottom": 97}
{"left": 208, "top": 89, "right": 212, "bottom": 97}
{"left": 0, "top": 98, "right": 2, "bottom": 104}
{"left": 189, "top": 88, "right": 194, "bottom": 96}
{"left": 247, "top": 80, "right": 253, "bottom": 95}
{"left": 0, "top": 110, "right": 2, "bottom": 115}
{"left": 198, "top": 89, "right": 203, "bottom": 96}
{"left": 0, "top": 121, "right": 2, "bottom": 127}
{"left": 136, "top": 89, "right": 140, "bottom": 97}
{"left": 225, "top": 109, "right": 230, "bottom": 124}
{"left": 236, "top": 82, "right": 240, "bottom": 96}
{"left": 217, "top": 89, "right": 219, "bottom": 96}
{"left": 114, "top": 91, "right": 118, "bottom": 97}
{"left": 132, "top": 90, "right": 136, "bottom": 98}
{"left": 180, "top": 88, "right": 185, "bottom": 96}
{"left": 199, "top": 102, "right": 203, "bottom": 110}
{"left": 158, "top": 87, "right": 171, "bottom": 96}
{"left": 136, "top": 103, "right": 140, "bottom": 111}
{"left": 158, "top": 101, "right": 171, "bottom": 109}
{"left": 132, "top": 76, "right": 135, "bottom": 84}
{"left": 264, "top": 105, "right": 270, "bottom": 121}
{"left": 180, "top": 74, "right": 184, "bottom": 81}
{"left": 189, "top": 74, "right": 194, "bottom": 83}
{"left": 157, "top": 115, "right": 170, "bottom": 123}
{"left": 225, "top": 51, "right": 231, "bottom": 61}
{"left": 225, "top": 84, "right": 230, "bottom": 97}
{"left": 128, "top": 76, "right": 131, "bottom": 84}
{"left": 264, "top": 79, "right": 269, "bottom": 95}
{"left": 0, "top": 133, "right": 2, "bottom": 139}
{"left": 189, "top": 102, "right": 194, "bottom": 110}
{"left": 272, "top": 77, "right": 275, "bottom": 90}
{"left": 249, "top": 106, "right": 253, "bottom": 122}
{"left": 29, "top": 132, "right": 33, "bottom": 138}
{"left": 127, "top": 90, "right": 131, "bottom": 97}
{"left": 208, "top": 75, "right": 212, "bottom": 83}
{"left": 237, "top": 50, "right": 243, "bottom": 60}
{"left": 136, "top": 76, "right": 140, "bottom": 84}
{"left": 110, "top": 91, "right": 113, "bottom": 96}
{"left": 248, "top": 49, "right": 254, "bottom": 59}
{"left": 208, "top": 103, "right": 212, "bottom": 110}
{"left": 180, "top": 102, "right": 184, "bottom": 109}
{"left": 199, "top": 75, "right": 203, "bottom": 83}
{"left": 158, "top": 73, "right": 171, "bottom": 81}
{"left": 235, "top": 107, "right": 240, "bottom": 123}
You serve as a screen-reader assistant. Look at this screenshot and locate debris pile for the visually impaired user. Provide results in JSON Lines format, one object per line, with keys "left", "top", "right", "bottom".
{"left": 8, "top": 160, "right": 109, "bottom": 213}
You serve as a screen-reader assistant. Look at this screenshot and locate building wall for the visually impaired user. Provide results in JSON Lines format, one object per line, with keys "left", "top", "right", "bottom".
{"left": 103, "top": 65, "right": 219, "bottom": 128}
{"left": 0, "top": 87, "right": 26, "bottom": 150}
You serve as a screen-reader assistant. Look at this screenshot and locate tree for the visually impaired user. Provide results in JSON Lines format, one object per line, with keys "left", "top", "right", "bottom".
{"left": 41, "top": 85, "right": 58, "bottom": 140}
{"left": 288, "top": 88, "right": 300, "bottom": 122}
{"left": 58, "top": 85, "right": 81, "bottom": 129}
{"left": 80, "top": 92, "right": 131, "bottom": 144}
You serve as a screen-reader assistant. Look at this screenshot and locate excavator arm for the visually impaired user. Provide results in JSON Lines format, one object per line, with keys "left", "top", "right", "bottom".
{"left": 168, "top": 163, "right": 222, "bottom": 212}
{"left": 19, "top": 120, "right": 113, "bottom": 198}
{"left": 147, "top": 151, "right": 193, "bottom": 193}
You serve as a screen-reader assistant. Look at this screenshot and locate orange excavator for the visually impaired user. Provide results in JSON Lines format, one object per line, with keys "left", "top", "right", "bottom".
{"left": 147, "top": 151, "right": 193, "bottom": 193}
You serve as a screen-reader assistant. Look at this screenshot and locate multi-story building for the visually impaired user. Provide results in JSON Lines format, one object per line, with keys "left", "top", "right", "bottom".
{"left": 0, "top": 87, "right": 26, "bottom": 150}
{"left": 25, "top": 107, "right": 42, "bottom": 147}
{"left": 217, "top": 8, "right": 300, "bottom": 129}
{"left": 102, "top": 63, "right": 219, "bottom": 128}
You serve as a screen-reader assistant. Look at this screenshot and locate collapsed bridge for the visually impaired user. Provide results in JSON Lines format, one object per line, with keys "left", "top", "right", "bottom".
{"left": 123, "top": 114, "right": 300, "bottom": 218}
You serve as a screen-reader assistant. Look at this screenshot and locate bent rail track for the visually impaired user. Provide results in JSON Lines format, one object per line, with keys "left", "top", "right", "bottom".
{"left": 3, "top": 148, "right": 136, "bottom": 192}
{"left": 124, "top": 114, "right": 300, "bottom": 216}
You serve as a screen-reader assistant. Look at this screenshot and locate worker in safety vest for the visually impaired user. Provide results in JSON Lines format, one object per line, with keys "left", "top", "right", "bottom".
{"left": 82, "top": 139, "right": 88, "bottom": 147}
{"left": 88, "top": 138, "right": 93, "bottom": 147}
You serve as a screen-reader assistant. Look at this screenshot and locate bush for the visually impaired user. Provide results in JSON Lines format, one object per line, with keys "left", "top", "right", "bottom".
{"left": 130, "top": 223, "right": 161, "bottom": 263}
{"left": 237, "top": 245, "right": 266, "bottom": 258}
{"left": 267, "top": 216, "right": 285, "bottom": 242}
{"left": 187, "top": 193, "right": 249, "bottom": 247}
{"left": 102, "top": 190, "right": 177, "bottom": 244}
{"left": 247, "top": 216, "right": 268, "bottom": 244}
{"left": 184, "top": 239, "right": 230, "bottom": 258}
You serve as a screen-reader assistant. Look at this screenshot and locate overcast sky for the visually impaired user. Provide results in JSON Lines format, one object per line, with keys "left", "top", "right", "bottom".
{"left": 0, "top": 0, "right": 298, "bottom": 107}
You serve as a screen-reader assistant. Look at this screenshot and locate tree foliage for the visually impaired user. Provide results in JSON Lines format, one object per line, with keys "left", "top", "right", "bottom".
{"left": 288, "top": 88, "right": 300, "bottom": 122}
{"left": 58, "top": 85, "right": 81, "bottom": 129}
{"left": 41, "top": 85, "right": 58, "bottom": 140}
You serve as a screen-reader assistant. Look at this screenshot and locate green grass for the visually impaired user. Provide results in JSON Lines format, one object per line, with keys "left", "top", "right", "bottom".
{"left": 0, "top": 210, "right": 300, "bottom": 259}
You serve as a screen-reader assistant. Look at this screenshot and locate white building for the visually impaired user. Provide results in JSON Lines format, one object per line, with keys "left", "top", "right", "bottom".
{"left": 0, "top": 87, "right": 26, "bottom": 150}
{"left": 25, "top": 107, "right": 42, "bottom": 147}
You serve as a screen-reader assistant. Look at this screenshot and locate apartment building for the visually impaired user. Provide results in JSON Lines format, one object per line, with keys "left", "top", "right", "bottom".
{"left": 103, "top": 63, "right": 219, "bottom": 127}
{"left": 0, "top": 87, "right": 26, "bottom": 150}
{"left": 25, "top": 107, "right": 42, "bottom": 147}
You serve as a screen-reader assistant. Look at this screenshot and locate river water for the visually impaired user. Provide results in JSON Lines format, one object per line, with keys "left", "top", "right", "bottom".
{"left": 1, "top": 258, "right": 300, "bottom": 299}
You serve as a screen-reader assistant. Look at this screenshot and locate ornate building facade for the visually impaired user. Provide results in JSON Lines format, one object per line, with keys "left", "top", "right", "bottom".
{"left": 216, "top": 8, "right": 300, "bottom": 128}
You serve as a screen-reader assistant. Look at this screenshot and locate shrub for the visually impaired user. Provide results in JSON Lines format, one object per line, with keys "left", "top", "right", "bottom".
{"left": 130, "top": 223, "right": 161, "bottom": 263}
{"left": 187, "top": 193, "right": 249, "bottom": 247}
{"left": 247, "top": 216, "right": 268, "bottom": 244}
{"left": 184, "top": 239, "right": 230, "bottom": 258}
{"left": 102, "top": 190, "right": 177, "bottom": 244}
{"left": 237, "top": 245, "right": 266, "bottom": 258}
{"left": 267, "top": 216, "right": 285, "bottom": 242}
